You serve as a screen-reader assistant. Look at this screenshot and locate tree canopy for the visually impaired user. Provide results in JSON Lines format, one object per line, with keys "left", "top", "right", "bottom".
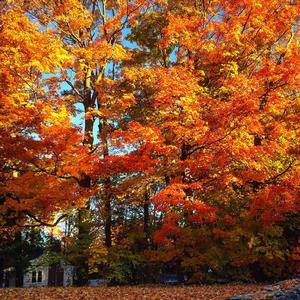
{"left": 0, "top": 0, "right": 299, "bottom": 284}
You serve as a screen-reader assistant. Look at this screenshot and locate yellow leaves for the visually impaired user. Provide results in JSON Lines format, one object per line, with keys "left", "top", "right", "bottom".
{"left": 248, "top": 236, "right": 258, "bottom": 249}
{"left": 11, "top": 92, "right": 31, "bottom": 106}
{"left": 220, "top": 61, "right": 239, "bottom": 78}
{"left": 89, "top": 239, "right": 108, "bottom": 268}
{"left": 161, "top": 14, "right": 203, "bottom": 49}
{"left": 2, "top": 8, "right": 71, "bottom": 74}
{"left": 153, "top": 66, "right": 204, "bottom": 112}
{"left": 227, "top": 61, "right": 239, "bottom": 77}
{"left": 50, "top": 224, "right": 63, "bottom": 236}
{"left": 118, "top": 93, "right": 136, "bottom": 109}
{"left": 122, "top": 67, "right": 156, "bottom": 88}
{"left": 73, "top": 42, "right": 130, "bottom": 71}
{"left": 111, "top": 44, "right": 131, "bottom": 61}
{"left": 53, "top": 0, "right": 93, "bottom": 31}
{"left": 252, "top": 0, "right": 263, "bottom": 8}
{"left": 94, "top": 76, "right": 136, "bottom": 117}
{"left": 29, "top": 59, "right": 52, "bottom": 74}
{"left": 107, "top": 92, "right": 136, "bottom": 113}
{"left": 49, "top": 47, "right": 73, "bottom": 71}
{"left": 43, "top": 104, "right": 70, "bottom": 126}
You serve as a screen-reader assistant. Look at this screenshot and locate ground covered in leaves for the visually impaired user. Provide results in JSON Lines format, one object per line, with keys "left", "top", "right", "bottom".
{"left": 2, "top": 279, "right": 300, "bottom": 300}
{"left": 0, "top": 284, "right": 262, "bottom": 300}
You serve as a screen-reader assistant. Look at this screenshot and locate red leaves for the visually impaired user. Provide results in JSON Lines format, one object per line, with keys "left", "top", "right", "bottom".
{"left": 249, "top": 185, "right": 298, "bottom": 226}
{"left": 240, "top": 170, "right": 266, "bottom": 183}
{"left": 154, "top": 212, "right": 181, "bottom": 244}
{"left": 212, "top": 228, "right": 228, "bottom": 239}
{"left": 223, "top": 215, "right": 235, "bottom": 225}
{"left": 152, "top": 184, "right": 187, "bottom": 212}
{"left": 96, "top": 151, "right": 156, "bottom": 176}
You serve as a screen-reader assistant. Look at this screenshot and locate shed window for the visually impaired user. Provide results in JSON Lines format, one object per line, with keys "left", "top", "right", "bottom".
{"left": 37, "top": 271, "right": 42, "bottom": 282}
{"left": 32, "top": 271, "right": 36, "bottom": 283}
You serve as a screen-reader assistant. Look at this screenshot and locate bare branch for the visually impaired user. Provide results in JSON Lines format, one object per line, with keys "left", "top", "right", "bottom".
{"left": 188, "top": 127, "right": 236, "bottom": 156}
{"left": 23, "top": 210, "right": 68, "bottom": 227}
{"left": 65, "top": 79, "right": 85, "bottom": 100}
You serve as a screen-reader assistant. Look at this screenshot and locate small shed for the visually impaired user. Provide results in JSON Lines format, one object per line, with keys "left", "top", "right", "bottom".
{"left": 23, "top": 256, "right": 74, "bottom": 287}
{"left": 2, "top": 256, "right": 74, "bottom": 288}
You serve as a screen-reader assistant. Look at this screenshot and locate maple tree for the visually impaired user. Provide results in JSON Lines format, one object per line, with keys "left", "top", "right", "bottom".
{"left": 0, "top": 0, "right": 299, "bottom": 286}
{"left": 121, "top": 0, "right": 300, "bottom": 281}
{"left": 0, "top": 1, "right": 87, "bottom": 231}
{"left": 0, "top": 0, "right": 94, "bottom": 284}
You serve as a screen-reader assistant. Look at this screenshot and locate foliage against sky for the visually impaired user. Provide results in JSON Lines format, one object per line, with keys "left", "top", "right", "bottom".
{"left": 0, "top": 0, "right": 299, "bottom": 282}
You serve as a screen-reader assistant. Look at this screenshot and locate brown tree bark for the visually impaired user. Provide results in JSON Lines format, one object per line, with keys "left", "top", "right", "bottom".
{"left": 143, "top": 187, "right": 150, "bottom": 249}
{"left": 99, "top": 118, "right": 112, "bottom": 249}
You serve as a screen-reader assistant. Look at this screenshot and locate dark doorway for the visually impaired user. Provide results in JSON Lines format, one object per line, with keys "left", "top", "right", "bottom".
{"left": 4, "top": 271, "right": 10, "bottom": 287}
{"left": 48, "top": 265, "right": 64, "bottom": 286}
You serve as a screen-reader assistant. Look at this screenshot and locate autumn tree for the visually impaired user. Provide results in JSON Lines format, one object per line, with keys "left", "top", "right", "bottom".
{"left": 127, "top": 0, "right": 300, "bottom": 281}
{"left": 1, "top": 0, "right": 299, "bottom": 285}
{"left": 12, "top": 0, "right": 161, "bottom": 284}
{"left": 0, "top": 0, "right": 94, "bottom": 285}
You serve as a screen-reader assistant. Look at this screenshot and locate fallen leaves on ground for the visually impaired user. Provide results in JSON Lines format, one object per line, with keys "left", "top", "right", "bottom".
{"left": 0, "top": 284, "right": 263, "bottom": 300}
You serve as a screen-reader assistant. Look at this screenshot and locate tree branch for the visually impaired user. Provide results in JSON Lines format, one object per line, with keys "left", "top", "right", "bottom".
{"left": 65, "top": 79, "right": 85, "bottom": 100}
{"left": 188, "top": 127, "right": 236, "bottom": 156}
{"left": 23, "top": 210, "right": 68, "bottom": 227}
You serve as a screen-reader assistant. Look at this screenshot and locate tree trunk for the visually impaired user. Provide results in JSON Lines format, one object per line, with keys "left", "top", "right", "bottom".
{"left": 104, "top": 178, "right": 112, "bottom": 248}
{"left": 254, "top": 135, "right": 262, "bottom": 146}
{"left": 76, "top": 207, "right": 91, "bottom": 286}
{"left": 143, "top": 188, "right": 150, "bottom": 249}
{"left": 174, "top": 143, "right": 192, "bottom": 284}
{"left": 14, "top": 231, "right": 23, "bottom": 287}
{"left": 75, "top": 83, "right": 94, "bottom": 285}
{"left": 176, "top": 258, "right": 185, "bottom": 284}
{"left": 76, "top": 173, "right": 92, "bottom": 286}
{"left": 0, "top": 257, "right": 3, "bottom": 288}
{"left": 99, "top": 118, "right": 112, "bottom": 249}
